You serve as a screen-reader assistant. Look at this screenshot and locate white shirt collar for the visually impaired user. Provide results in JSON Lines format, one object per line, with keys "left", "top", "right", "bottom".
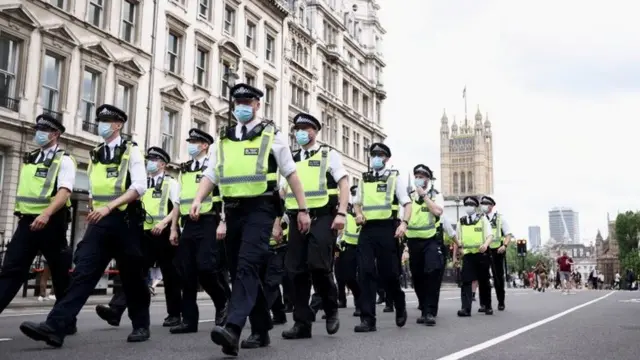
{"left": 486, "top": 209, "right": 498, "bottom": 219}
{"left": 239, "top": 118, "right": 261, "bottom": 132}
{"left": 41, "top": 143, "right": 58, "bottom": 153}
{"left": 105, "top": 135, "right": 122, "bottom": 148}
{"left": 149, "top": 171, "right": 165, "bottom": 181}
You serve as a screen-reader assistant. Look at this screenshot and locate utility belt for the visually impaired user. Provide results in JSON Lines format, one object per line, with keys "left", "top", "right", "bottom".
{"left": 16, "top": 207, "right": 70, "bottom": 223}
{"left": 180, "top": 212, "right": 218, "bottom": 225}
{"left": 340, "top": 242, "right": 357, "bottom": 251}
{"left": 269, "top": 242, "right": 287, "bottom": 252}
{"left": 224, "top": 191, "right": 281, "bottom": 211}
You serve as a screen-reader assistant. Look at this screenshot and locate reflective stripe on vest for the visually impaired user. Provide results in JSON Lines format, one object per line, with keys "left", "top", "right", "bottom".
{"left": 15, "top": 151, "right": 69, "bottom": 215}
{"left": 179, "top": 171, "right": 219, "bottom": 215}
{"left": 341, "top": 213, "right": 360, "bottom": 245}
{"left": 489, "top": 214, "right": 503, "bottom": 249}
{"left": 142, "top": 178, "right": 171, "bottom": 230}
{"left": 459, "top": 220, "right": 485, "bottom": 254}
{"left": 284, "top": 147, "right": 337, "bottom": 210}
{"left": 362, "top": 172, "right": 398, "bottom": 220}
{"left": 405, "top": 197, "right": 440, "bottom": 239}
{"left": 216, "top": 125, "right": 277, "bottom": 197}
{"left": 89, "top": 143, "right": 132, "bottom": 211}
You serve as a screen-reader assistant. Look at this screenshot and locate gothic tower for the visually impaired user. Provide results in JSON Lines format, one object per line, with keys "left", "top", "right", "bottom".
{"left": 440, "top": 106, "right": 494, "bottom": 200}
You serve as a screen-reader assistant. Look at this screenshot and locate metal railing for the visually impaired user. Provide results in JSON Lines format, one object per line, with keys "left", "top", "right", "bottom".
{"left": 42, "top": 108, "right": 64, "bottom": 121}
{"left": 0, "top": 96, "right": 20, "bottom": 112}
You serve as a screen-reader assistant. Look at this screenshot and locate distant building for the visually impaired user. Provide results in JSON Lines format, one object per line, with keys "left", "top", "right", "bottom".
{"left": 596, "top": 219, "right": 621, "bottom": 285}
{"left": 528, "top": 226, "right": 542, "bottom": 249}
{"left": 544, "top": 240, "right": 596, "bottom": 282}
{"left": 548, "top": 207, "right": 580, "bottom": 243}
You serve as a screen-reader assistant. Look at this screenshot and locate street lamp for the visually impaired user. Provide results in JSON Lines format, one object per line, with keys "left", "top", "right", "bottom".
{"left": 223, "top": 64, "right": 239, "bottom": 127}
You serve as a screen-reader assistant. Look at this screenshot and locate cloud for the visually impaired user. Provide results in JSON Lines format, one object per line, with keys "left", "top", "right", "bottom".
{"left": 378, "top": 0, "right": 640, "bottom": 242}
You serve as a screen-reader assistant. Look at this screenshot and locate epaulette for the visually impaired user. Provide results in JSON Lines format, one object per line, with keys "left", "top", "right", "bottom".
{"left": 180, "top": 160, "right": 193, "bottom": 172}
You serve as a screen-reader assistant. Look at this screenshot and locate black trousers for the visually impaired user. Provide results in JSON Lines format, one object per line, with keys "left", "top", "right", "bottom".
{"left": 0, "top": 211, "right": 72, "bottom": 314}
{"left": 263, "top": 248, "right": 286, "bottom": 318}
{"left": 175, "top": 215, "right": 229, "bottom": 326}
{"left": 336, "top": 244, "right": 361, "bottom": 308}
{"left": 357, "top": 220, "right": 405, "bottom": 324}
{"left": 285, "top": 213, "right": 338, "bottom": 327}
{"left": 488, "top": 247, "right": 506, "bottom": 305}
{"left": 107, "top": 229, "right": 182, "bottom": 319}
{"left": 407, "top": 238, "right": 444, "bottom": 317}
{"left": 460, "top": 252, "right": 492, "bottom": 311}
{"left": 335, "top": 255, "right": 347, "bottom": 305}
{"left": 47, "top": 211, "right": 150, "bottom": 332}
{"left": 225, "top": 198, "right": 277, "bottom": 334}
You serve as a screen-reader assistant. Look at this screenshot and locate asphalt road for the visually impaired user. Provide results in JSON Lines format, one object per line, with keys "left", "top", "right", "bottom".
{"left": 1, "top": 288, "right": 639, "bottom": 360}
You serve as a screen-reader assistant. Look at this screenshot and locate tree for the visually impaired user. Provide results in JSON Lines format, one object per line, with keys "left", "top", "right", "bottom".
{"left": 620, "top": 250, "right": 640, "bottom": 275}
{"left": 504, "top": 244, "right": 551, "bottom": 274}
{"left": 614, "top": 211, "right": 640, "bottom": 255}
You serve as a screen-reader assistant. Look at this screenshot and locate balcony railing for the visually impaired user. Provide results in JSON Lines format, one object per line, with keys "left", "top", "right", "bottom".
{"left": 0, "top": 96, "right": 20, "bottom": 112}
{"left": 82, "top": 121, "right": 132, "bottom": 140}
{"left": 42, "top": 108, "right": 63, "bottom": 122}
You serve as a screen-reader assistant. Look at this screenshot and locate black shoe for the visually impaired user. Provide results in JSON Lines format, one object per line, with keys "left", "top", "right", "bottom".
{"left": 325, "top": 313, "right": 340, "bottom": 335}
{"left": 282, "top": 322, "right": 312, "bottom": 339}
{"left": 416, "top": 316, "right": 425, "bottom": 324}
{"left": 395, "top": 308, "right": 407, "bottom": 327}
{"left": 376, "top": 296, "right": 385, "bottom": 304}
{"left": 382, "top": 305, "right": 394, "bottom": 313}
{"left": 272, "top": 312, "right": 287, "bottom": 325}
{"left": 424, "top": 314, "right": 436, "bottom": 326}
{"left": 127, "top": 328, "right": 150, "bottom": 342}
{"left": 210, "top": 326, "right": 240, "bottom": 356}
{"left": 457, "top": 309, "right": 471, "bottom": 317}
{"left": 478, "top": 306, "right": 486, "bottom": 313}
{"left": 65, "top": 324, "right": 78, "bottom": 336}
{"left": 352, "top": 308, "right": 361, "bottom": 317}
{"left": 20, "top": 321, "right": 64, "bottom": 348}
{"left": 215, "top": 304, "right": 228, "bottom": 326}
{"left": 337, "top": 300, "right": 347, "bottom": 308}
{"left": 240, "top": 332, "right": 270, "bottom": 349}
{"left": 354, "top": 321, "right": 376, "bottom": 332}
{"left": 169, "top": 322, "right": 198, "bottom": 334}
{"left": 163, "top": 316, "right": 181, "bottom": 327}
{"left": 95, "top": 305, "right": 121, "bottom": 327}
{"left": 498, "top": 304, "right": 505, "bottom": 311}
{"left": 484, "top": 308, "right": 494, "bottom": 315}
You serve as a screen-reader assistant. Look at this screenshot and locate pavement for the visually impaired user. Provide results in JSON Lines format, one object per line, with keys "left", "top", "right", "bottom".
{"left": 1, "top": 287, "right": 639, "bottom": 360}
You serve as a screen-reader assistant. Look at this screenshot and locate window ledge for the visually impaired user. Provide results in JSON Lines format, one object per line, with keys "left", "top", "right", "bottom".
{"left": 193, "top": 83, "right": 212, "bottom": 95}
{"left": 165, "top": 70, "right": 185, "bottom": 83}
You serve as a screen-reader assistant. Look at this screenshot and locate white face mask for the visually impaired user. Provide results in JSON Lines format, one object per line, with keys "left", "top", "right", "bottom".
{"left": 480, "top": 205, "right": 490, "bottom": 213}
{"left": 464, "top": 206, "right": 476, "bottom": 215}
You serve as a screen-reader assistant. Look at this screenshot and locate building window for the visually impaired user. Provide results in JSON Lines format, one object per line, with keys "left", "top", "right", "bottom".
{"left": 80, "top": 69, "right": 101, "bottom": 132}
{"left": 330, "top": 68, "right": 338, "bottom": 94}
{"left": 460, "top": 172, "right": 466, "bottom": 193}
{"left": 245, "top": 73, "right": 255, "bottom": 86}
{"left": 115, "top": 81, "right": 133, "bottom": 133}
{"left": 198, "top": 0, "right": 211, "bottom": 21}
{"left": 342, "top": 125, "right": 350, "bottom": 154}
{"left": 120, "top": 0, "right": 136, "bottom": 43}
{"left": 362, "top": 95, "right": 369, "bottom": 118}
{"left": 224, "top": 5, "right": 236, "bottom": 36}
{"left": 193, "top": 118, "right": 207, "bottom": 130}
{"left": 328, "top": 116, "right": 337, "bottom": 146}
{"left": 88, "top": 0, "right": 105, "bottom": 28}
{"left": 264, "top": 85, "right": 274, "bottom": 120}
{"left": 195, "top": 47, "right": 208, "bottom": 87}
{"left": 166, "top": 31, "right": 182, "bottom": 74}
{"left": 342, "top": 81, "right": 348, "bottom": 103}
{"left": 320, "top": 111, "right": 326, "bottom": 142}
{"left": 50, "top": 0, "right": 66, "bottom": 9}
{"left": 220, "top": 60, "right": 230, "bottom": 98}
{"left": 453, "top": 172, "right": 458, "bottom": 194}
{"left": 363, "top": 137, "right": 370, "bottom": 160}
{"left": 352, "top": 88, "right": 359, "bottom": 110}
{"left": 0, "top": 35, "right": 20, "bottom": 111}
{"left": 41, "top": 53, "right": 63, "bottom": 115}
{"left": 467, "top": 171, "right": 473, "bottom": 193}
{"left": 245, "top": 21, "right": 256, "bottom": 50}
{"left": 265, "top": 34, "right": 275, "bottom": 63}
{"left": 353, "top": 131, "right": 360, "bottom": 160}
{"left": 375, "top": 100, "right": 381, "bottom": 124}
{"left": 161, "top": 108, "right": 177, "bottom": 155}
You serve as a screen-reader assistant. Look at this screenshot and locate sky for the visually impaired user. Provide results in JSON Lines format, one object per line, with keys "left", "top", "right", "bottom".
{"left": 376, "top": 0, "right": 640, "bottom": 244}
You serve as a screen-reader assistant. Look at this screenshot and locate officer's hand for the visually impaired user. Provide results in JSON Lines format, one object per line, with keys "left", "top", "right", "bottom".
{"left": 497, "top": 244, "right": 507, "bottom": 254}
{"left": 479, "top": 244, "right": 488, "bottom": 253}
{"left": 189, "top": 201, "right": 201, "bottom": 221}
{"left": 169, "top": 229, "right": 179, "bottom": 246}
{"left": 216, "top": 221, "right": 226, "bottom": 240}
{"left": 88, "top": 206, "right": 111, "bottom": 224}
{"left": 30, "top": 212, "right": 51, "bottom": 231}
{"left": 416, "top": 186, "right": 427, "bottom": 197}
{"left": 297, "top": 211, "right": 311, "bottom": 233}
{"left": 272, "top": 222, "right": 283, "bottom": 243}
{"left": 151, "top": 222, "right": 167, "bottom": 236}
{"left": 394, "top": 222, "right": 407, "bottom": 238}
{"left": 331, "top": 214, "right": 346, "bottom": 231}
{"left": 355, "top": 214, "right": 366, "bottom": 225}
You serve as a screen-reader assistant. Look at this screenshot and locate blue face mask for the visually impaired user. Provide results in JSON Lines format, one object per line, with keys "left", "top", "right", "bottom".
{"left": 233, "top": 104, "right": 254, "bottom": 123}
{"left": 295, "top": 130, "right": 310, "bottom": 145}
{"left": 414, "top": 178, "right": 425, "bottom": 188}
{"left": 187, "top": 143, "right": 200, "bottom": 157}
{"left": 97, "top": 122, "right": 114, "bottom": 138}
{"left": 371, "top": 156, "right": 384, "bottom": 170}
{"left": 34, "top": 130, "right": 51, "bottom": 147}
{"left": 146, "top": 161, "right": 159, "bottom": 173}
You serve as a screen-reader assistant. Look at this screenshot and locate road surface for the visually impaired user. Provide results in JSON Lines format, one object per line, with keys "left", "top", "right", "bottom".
{"left": 1, "top": 288, "right": 639, "bottom": 360}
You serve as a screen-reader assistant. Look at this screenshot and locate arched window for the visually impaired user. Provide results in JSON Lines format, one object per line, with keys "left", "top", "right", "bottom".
{"left": 467, "top": 171, "right": 473, "bottom": 193}
{"left": 296, "top": 44, "right": 303, "bottom": 63}
{"left": 291, "top": 40, "right": 297, "bottom": 59}
{"left": 296, "top": 80, "right": 303, "bottom": 106}
{"left": 460, "top": 172, "right": 466, "bottom": 193}
{"left": 453, "top": 172, "right": 459, "bottom": 193}
{"left": 303, "top": 48, "right": 309, "bottom": 67}
{"left": 303, "top": 83, "right": 309, "bottom": 109}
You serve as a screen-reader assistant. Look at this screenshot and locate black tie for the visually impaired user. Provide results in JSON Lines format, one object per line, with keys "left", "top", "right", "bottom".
{"left": 375, "top": 171, "right": 379, "bottom": 178}
{"left": 148, "top": 178, "right": 155, "bottom": 188}
{"left": 104, "top": 146, "right": 111, "bottom": 160}
{"left": 241, "top": 125, "right": 247, "bottom": 140}
{"left": 304, "top": 150, "right": 310, "bottom": 159}
{"left": 194, "top": 161, "right": 200, "bottom": 170}
{"left": 37, "top": 152, "right": 45, "bottom": 164}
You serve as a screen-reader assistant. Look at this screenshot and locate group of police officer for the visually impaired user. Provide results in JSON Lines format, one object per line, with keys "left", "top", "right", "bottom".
{"left": 0, "top": 82, "right": 513, "bottom": 356}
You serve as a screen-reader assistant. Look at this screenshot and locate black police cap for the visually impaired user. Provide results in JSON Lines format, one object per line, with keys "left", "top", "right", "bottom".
{"left": 463, "top": 196, "right": 479, "bottom": 206}
{"left": 480, "top": 195, "right": 496, "bottom": 206}
{"left": 95, "top": 104, "right": 128, "bottom": 123}
{"left": 230, "top": 83, "right": 264, "bottom": 100}
{"left": 413, "top": 164, "right": 436, "bottom": 180}
{"left": 369, "top": 142, "right": 391, "bottom": 157}
{"left": 146, "top": 146, "right": 171, "bottom": 164}
{"left": 293, "top": 113, "right": 321, "bottom": 131}
{"left": 34, "top": 113, "right": 65, "bottom": 134}
{"left": 186, "top": 128, "right": 214, "bottom": 144}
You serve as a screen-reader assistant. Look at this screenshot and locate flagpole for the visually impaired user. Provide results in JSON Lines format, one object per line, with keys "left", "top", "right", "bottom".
{"left": 463, "top": 85, "right": 468, "bottom": 124}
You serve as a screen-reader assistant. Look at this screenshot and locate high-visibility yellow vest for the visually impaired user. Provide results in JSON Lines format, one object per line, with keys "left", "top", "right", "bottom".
{"left": 361, "top": 170, "right": 399, "bottom": 220}
{"left": 405, "top": 196, "right": 440, "bottom": 239}
{"left": 215, "top": 123, "right": 277, "bottom": 198}
{"left": 284, "top": 146, "right": 338, "bottom": 210}
{"left": 89, "top": 142, "right": 135, "bottom": 211}
{"left": 269, "top": 220, "right": 289, "bottom": 247}
{"left": 142, "top": 175, "right": 174, "bottom": 230}
{"left": 341, "top": 212, "right": 360, "bottom": 245}
{"left": 488, "top": 213, "right": 504, "bottom": 249}
{"left": 179, "top": 161, "right": 220, "bottom": 215}
{"left": 459, "top": 217, "right": 485, "bottom": 255}
{"left": 15, "top": 149, "right": 73, "bottom": 215}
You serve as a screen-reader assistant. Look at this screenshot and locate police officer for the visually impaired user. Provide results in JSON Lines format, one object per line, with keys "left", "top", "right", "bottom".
{"left": 433, "top": 215, "right": 457, "bottom": 318}
{"left": 353, "top": 143, "right": 412, "bottom": 332}
{"left": 266, "top": 214, "right": 289, "bottom": 325}
{"left": 336, "top": 185, "right": 362, "bottom": 317}
{"left": 456, "top": 196, "right": 494, "bottom": 317}
{"left": 94, "top": 146, "right": 182, "bottom": 328}
{"left": 479, "top": 195, "right": 512, "bottom": 312}
{"left": 405, "top": 165, "right": 445, "bottom": 326}
{"left": 170, "top": 128, "right": 229, "bottom": 334}
{"left": 192, "top": 83, "right": 310, "bottom": 356}
{"left": 280, "top": 112, "right": 348, "bottom": 340}
{"left": 0, "top": 115, "right": 75, "bottom": 326}
{"left": 20, "top": 104, "right": 151, "bottom": 346}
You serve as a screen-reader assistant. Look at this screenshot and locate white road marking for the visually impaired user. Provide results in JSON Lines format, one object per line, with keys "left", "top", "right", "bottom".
{"left": 0, "top": 338, "right": 12, "bottom": 342}
{"left": 619, "top": 298, "right": 640, "bottom": 303}
{"left": 435, "top": 291, "right": 616, "bottom": 360}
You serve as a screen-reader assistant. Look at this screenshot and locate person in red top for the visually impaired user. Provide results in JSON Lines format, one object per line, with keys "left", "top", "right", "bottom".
{"left": 556, "top": 251, "right": 574, "bottom": 294}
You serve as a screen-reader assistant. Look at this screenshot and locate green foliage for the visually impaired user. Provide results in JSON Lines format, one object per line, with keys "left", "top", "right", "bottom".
{"left": 504, "top": 245, "right": 551, "bottom": 274}
{"left": 615, "top": 211, "right": 640, "bottom": 259}
{"left": 620, "top": 250, "right": 640, "bottom": 274}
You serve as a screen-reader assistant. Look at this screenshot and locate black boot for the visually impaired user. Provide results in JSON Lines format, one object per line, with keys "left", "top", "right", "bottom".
{"left": 478, "top": 305, "right": 486, "bottom": 313}
{"left": 19, "top": 321, "right": 64, "bottom": 348}
{"left": 169, "top": 322, "right": 198, "bottom": 334}
{"left": 127, "top": 328, "right": 150, "bottom": 342}
{"left": 484, "top": 308, "right": 494, "bottom": 315}
{"left": 498, "top": 303, "right": 505, "bottom": 311}
{"left": 240, "top": 332, "right": 270, "bottom": 349}
{"left": 457, "top": 309, "right": 471, "bottom": 317}
{"left": 282, "top": 322, "right": 312, "bottom": 339}
{"left": 416, "top": 316, "right": 425, "bottom": 324}
{"left": 395, "top": 308, "right": 407, "bottom": 327}
{"left": 424, "top": 314, "right": 436, "bottom": 326}
{"left": 325, "top": 312, "right": 340, "bottom": 335}
{"left": 354, "top": 319, "right": 376, "bottom": 332}
{"left": 383, "top": 305, "right": 394, "bottom": 313}
{"left": 210, "top": 325, "right": 240, "bottom": 356}
{"left": 95, "top": 305, "right": 121, "bottom": 327}
{"left": 163, "top": 316, "right": 181, "bottom": 327}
